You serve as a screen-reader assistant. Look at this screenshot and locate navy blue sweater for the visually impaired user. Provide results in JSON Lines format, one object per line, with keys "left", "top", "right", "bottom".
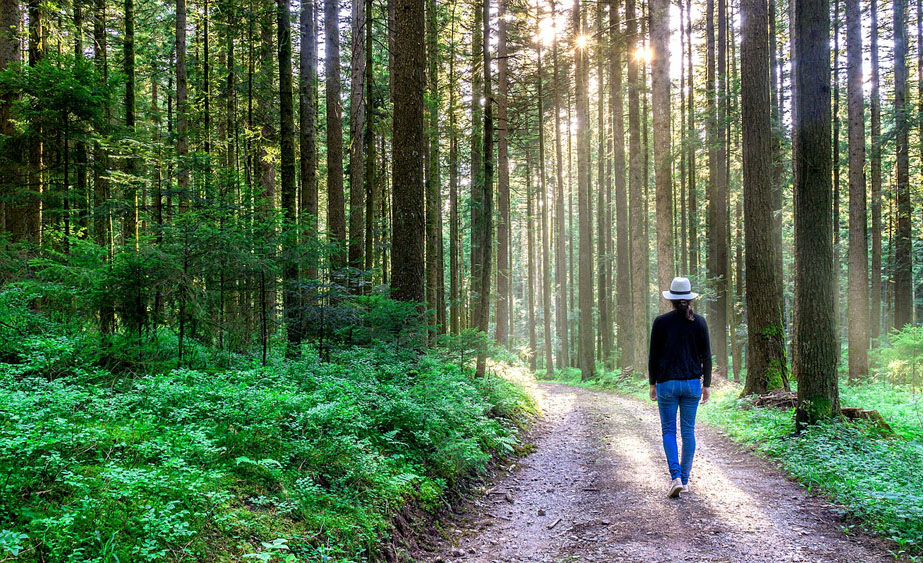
{"left": 647, "top": 310, "right": 712, "bottom": 387}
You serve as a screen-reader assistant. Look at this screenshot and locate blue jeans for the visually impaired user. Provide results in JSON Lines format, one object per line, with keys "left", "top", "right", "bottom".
{"left": 656, "top": 378, "right": 701, "bottom": 484}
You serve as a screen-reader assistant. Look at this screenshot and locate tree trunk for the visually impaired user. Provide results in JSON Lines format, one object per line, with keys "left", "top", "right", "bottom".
{"left": 793, "top": 0, "right": 839, "bottom": 428}
{"left": 845, "top": 0, "right": 868, "bottom": 380}
{"left": 22, "top": 0, "right": 43, "bottom": 246}
{"left": 712, "top": 0, "right": 729, "bottom": 377}
{"left": 527, "top": 150, "right": 537, "bottom": 370}
{"left": 325, "top": 0, "right": 346, "bottom": 270}
{"left": 349, "top": 0, "right": 367, "bottom": 271}
{"left": 686, "top": 0, "right": 697, "bottom": 278}
{"left": 469, "top": 0, "right": 483, "bottom": 331}
{"left": 123, "top": 0, "right": 137, "bottom": 244}
{"left": 278, "top": 0, "right": 299, "bottom": 348}
{"left": 893, "top": 0, "right": 913, "bottom": 328}
{"left": 176, "top": 0, "right": 189, "bottom": 209}
{"left": 449, "top": 20, "right": 460, "bottom": 334}
{"left": 0, "top": 0, "right": 19, "bottom": 238}
{"left": 474, "top": 0, "right": 493, "bottom": 377}
{"left": 741, "top": 0, "right": 788, "bottom": 396}
{"left": 425, "top": 0, "right": 443, "bottom": 325}
{"left": 390, "top": 0, "right": 425, "bottom": 303}
{"left": 300, "top": 0, "right": 318, "bottom": 282}
{"left": 651, "top": 0, "right": 673, "bottom": 318}
{"left": 537, "top": 39, "right": 555, "bottom": 376}
{"left": 495, "top": 0, "right": 510, "bottom": 346}
{"left": 610, "top": 0, "right": 631, "bottom": 369}
{"left": 574, "top": 0, "right": 594, "bottom": 380}
{"left": 869, "top": 0, "right": 882, "bottom": 343}
{"left": 595, "top": 0, "right": 610, "bottom": 369}
{"left": 552, "top": 0, "right": 568, "bottom": 370}
{"left": 627, "top": 0, "right": 646, "bottom": 371}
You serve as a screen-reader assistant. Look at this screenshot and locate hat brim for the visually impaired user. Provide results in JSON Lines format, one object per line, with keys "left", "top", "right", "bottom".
{"left": 662, "top": 291, "right": 699, "bottom": 300}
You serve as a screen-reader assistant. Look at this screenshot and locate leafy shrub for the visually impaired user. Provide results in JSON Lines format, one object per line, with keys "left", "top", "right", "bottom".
{"left": 0, "top": 340, "right": 533, "bottom": 561}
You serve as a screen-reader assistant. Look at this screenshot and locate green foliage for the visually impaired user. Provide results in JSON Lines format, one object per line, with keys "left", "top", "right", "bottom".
{"left": 0, "top": 334, "right": 530, "bottom": 561}
{"left": 871, "top": 326, "right": 923, "bottom": 387}
{"left": 0, "top": 320, "right": 534, "bottom": 560}
{"left": 702, "top": 385, "right": 923, "bottom": 553}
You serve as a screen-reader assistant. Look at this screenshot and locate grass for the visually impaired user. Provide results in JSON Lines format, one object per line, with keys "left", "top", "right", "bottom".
{"left": 0, "top": 337, "right": 536, "bottom": 562}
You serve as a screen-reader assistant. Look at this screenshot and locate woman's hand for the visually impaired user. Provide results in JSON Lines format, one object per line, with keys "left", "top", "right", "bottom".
{"left": 701, "top": 387, "right": 711, "bottom": 404}
{"left": 649, "top": 384, "right": 657, "bottom": 402}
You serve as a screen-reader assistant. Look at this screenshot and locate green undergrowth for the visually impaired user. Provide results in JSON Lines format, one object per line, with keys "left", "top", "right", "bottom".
{"left": 701, "top": 383, "right": 923, "bottom": 556}
{"left": 1, "top": 333, "right": 535, "bottom": 561}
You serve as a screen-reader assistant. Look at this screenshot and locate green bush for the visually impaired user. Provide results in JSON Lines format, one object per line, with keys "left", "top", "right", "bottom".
{"left": 0, "top": 339, "right": 534, "bottom": 561}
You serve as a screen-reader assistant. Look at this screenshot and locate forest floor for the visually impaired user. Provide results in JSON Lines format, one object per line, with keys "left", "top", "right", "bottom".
{"left": 418, "top": 383, "right": 904, "bottom": 563}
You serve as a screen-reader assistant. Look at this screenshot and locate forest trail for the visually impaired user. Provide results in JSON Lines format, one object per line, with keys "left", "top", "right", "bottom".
{"left": 422, "top": 383, "right": 900, "bottom": 563}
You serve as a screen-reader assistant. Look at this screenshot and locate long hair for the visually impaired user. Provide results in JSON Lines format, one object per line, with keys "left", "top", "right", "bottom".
{"left": 672, "top": 299, "right": 695, "bottom": 322}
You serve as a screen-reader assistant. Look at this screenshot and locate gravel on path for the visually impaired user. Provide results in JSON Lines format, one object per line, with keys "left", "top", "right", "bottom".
{"left": 420, "top": 383, "right": 901, "bottom": 563}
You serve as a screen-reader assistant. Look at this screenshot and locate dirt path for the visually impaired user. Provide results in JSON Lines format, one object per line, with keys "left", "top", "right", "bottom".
{"left": 420, "top": 383, "right": 900, "bottom": 562}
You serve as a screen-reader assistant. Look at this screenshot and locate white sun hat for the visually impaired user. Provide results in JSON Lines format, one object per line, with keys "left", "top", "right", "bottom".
{"left": 662, "top": 277, "right": 700, "bottom": 300}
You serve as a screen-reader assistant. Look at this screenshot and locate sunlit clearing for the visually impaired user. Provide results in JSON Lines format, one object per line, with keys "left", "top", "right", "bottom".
{"left": 635, "top": 45, "right": 653, "bottom": 64}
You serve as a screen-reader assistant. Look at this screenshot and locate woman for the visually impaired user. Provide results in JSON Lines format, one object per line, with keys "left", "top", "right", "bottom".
{"left": 648, "top": 277, "right": 712, "bottom": 498}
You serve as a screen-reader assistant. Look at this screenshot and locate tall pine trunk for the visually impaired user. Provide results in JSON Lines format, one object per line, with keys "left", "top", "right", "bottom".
{"left": 651, "top": 0, "right": 673, "bottom": 317}
{"left": 300, "top": 0, "right": 318, "bottom": 282}
{"left": 349, "top": 0, "right": 367, "bottom": 271}
{"left": 869, "top": 0, "right": 882, "bottom": 342}
{"left": 610, "top": 0, "right": 631, "bottom": 369}
{"left": 574, "top": 0, "right": 594, "bottom": 380}
{"left": 325, "top": 0, "right": 346, "bottom": 270}
{"left": 741, "top": 0, "right": 788, "bottom": 395}
{"left": 793, "top": 0, "right": 839, "bottom": 428}
{"left": 537, "top": 40, "right": 555, "bottom": 376}
{"left": 495, "top": 0, "right": 510, "bottom": 346}
{"left": 893, "top": 0, "right": 913, "bottom": 328}
{"left": 390, "top": 0, "right": 425, "bottom": 303}
{"left": 845, "top": 0, "right": 868, "bottom": 379}
{"left": 473, "top": 0, "right": 494, "bottom": 377}
{"left": 278, "top": 0, "right": 299, "bottom": 348}
{"left": 627, "top": 0, "right": 646, "bottom": 371}
{"left": 551, "top": 0, "right": 568, "bottom": 369}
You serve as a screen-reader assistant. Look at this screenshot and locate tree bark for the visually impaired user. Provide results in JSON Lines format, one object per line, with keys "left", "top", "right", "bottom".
{"left": 495, "top": 0, "right": 510, "bottom": 346}
{"left": 869, "top": 0, "right": 882, "bottom": 343}
{"left": 326, "top": 0, "right": 346, "bottom": 270}
{"left": 390, "top": 0, "right": 425, "bottom": 303}
{"left": 650, "top": 0, "right": 673, "bottom": 318}
{"left": 0, "top": 0, "right": 19, "bottom": 238}
{"left": 574, "top": 0, "right": 594, "bottom": 380}
{"left": 300, "top": 0, "right": 318, "bottom": 281}
{"left": 425, "top": 0, "right": 443, "bottom": 324}
{"left": 793, "top": 0, "right": 839, "bottom": 428}
{"left": 627, "top": 0, "right": 646, "bottom": 371}
{"left": 473, "top": 0, "right": 493, "bottom": 377}
{"left": 845, "top": 0, "right": 868, "bottom": 380}
{"left": 594, "top": 0, "right": 610, "bottom": 369}
{"left": 537, "top": 40, "right": 555, "bottom": 377}
{"left": 740, "top": 0, "right": 788, "bottom": 396}
{"left": 610, "top": 0, "right": 631, "bottom": 369}
{"left": 349, "top": 0, "right": 367, "bottom": 271}
{"left": 893, "top": 0, "right": 913, "bottom": 328}
{"left": 279, "top": 0, "right": 300, "bottom": 348}
{"left": 551, "top": 0, "right": 568, "bottom": 370}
